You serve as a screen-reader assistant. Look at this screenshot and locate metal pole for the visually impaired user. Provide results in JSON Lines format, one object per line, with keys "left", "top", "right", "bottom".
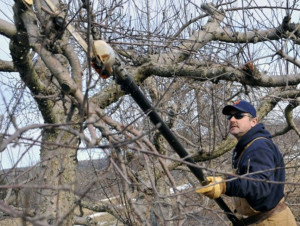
{"left": 116, "top": 74, "right": 243, "bottom": 226}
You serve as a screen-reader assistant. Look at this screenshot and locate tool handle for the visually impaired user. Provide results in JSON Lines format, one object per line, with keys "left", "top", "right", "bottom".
{"left": 116, "top": 74, "right": 243, "bottom": 225}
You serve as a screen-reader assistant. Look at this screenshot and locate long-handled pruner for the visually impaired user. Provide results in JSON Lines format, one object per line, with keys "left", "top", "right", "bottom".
{"left": 113, "top": 68, "right": 244, "bottom": 226}
{"left": 42, "top": 1, "right": 243, "bottom": 224}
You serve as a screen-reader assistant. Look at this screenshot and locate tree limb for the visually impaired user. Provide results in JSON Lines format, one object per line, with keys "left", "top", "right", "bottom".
{"left": 285, "top": 100, "right": 300, "bottom": 137}
{"left": 0, "top": 19, "right": 17, "bottom": 38}
{"left": 0, "top": 60, "right": 15, "bottom": 72}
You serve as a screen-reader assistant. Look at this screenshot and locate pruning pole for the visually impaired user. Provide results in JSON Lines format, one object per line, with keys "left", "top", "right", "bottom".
{"left": 40, "top": 0, "right": 242, "bottom": 224}
{"left": 115, "top": 71, "right": 243, "bottom": 226}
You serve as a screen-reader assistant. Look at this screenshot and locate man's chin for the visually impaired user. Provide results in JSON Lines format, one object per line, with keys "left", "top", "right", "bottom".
{"left": 230, "top": 129, "right": 240, "bottom": 137}
{"left": 230, "top": 128, "right": 238, "bottom": 134}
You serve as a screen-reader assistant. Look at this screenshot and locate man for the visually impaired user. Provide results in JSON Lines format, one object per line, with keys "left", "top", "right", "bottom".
{"left": 196, "top": 100, "right": 296, "bottom": 225}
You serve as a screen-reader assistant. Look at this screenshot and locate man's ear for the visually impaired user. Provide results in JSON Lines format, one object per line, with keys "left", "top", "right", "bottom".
{"left": 251, "top": 117, "right": 258, "bottom": 127}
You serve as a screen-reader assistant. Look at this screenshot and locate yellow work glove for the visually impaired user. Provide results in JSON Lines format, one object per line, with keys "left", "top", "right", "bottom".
{"left": 195, "top": 176, "right": 226, "bottom": 199}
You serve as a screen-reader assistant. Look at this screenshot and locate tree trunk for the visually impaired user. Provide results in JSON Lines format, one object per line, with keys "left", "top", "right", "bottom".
{"left": 37, "top": 128, "right": 78, "bottom": 225}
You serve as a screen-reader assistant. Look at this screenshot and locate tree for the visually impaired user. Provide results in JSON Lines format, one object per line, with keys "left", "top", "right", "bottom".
{"left": 0, "top": 0, "right": 299, "bottom": 225}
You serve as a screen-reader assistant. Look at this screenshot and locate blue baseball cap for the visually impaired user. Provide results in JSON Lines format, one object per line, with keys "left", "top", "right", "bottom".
{"left": 222, "top": 100, "right": 256, "bottom": 117}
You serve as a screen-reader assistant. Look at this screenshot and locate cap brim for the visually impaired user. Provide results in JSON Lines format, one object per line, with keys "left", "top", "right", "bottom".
{"left": 222, "top": 105, "right": 246, "bottom": 115}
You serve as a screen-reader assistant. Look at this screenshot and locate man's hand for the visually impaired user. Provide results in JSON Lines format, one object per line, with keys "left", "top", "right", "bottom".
{"left": 195, "top": 177, "right": 226, "bottom": 199}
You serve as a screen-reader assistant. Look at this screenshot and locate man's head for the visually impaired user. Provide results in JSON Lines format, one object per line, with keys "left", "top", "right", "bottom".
{"left": 222, "top": 100, "right": 258, "bottom": 140}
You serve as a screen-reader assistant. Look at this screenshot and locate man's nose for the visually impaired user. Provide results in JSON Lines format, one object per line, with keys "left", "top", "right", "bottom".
{"left": 229, "top": 116, "right": 236, "bottom": 121}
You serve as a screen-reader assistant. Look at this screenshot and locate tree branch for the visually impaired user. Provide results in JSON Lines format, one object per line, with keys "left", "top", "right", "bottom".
{"left": 0, "top": 19, "right": 17, "bottom": 38}
{"left": 0, "top": 60, "right": 15, "bottom": 72}
{"left": 285, "top": 100, "right": 300, "bottom": 137}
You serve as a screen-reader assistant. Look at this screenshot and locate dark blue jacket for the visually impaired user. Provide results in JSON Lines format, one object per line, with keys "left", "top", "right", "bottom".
{"left": 225, "top": 123, "right": 285, "bottom": 211}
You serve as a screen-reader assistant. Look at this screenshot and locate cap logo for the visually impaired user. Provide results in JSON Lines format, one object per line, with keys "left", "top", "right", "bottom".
{"left": 233, "top": 100, "right": 241, "bottom": 105}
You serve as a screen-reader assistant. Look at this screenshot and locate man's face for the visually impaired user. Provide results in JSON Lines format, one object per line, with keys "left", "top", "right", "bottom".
{"left": 227, "top": 110, "right": 258, "bottom": 140}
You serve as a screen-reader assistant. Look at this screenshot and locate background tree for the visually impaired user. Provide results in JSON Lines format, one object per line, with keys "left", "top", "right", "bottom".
{"left": 0, "top": 0, "right": 300, "bottom": 225}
